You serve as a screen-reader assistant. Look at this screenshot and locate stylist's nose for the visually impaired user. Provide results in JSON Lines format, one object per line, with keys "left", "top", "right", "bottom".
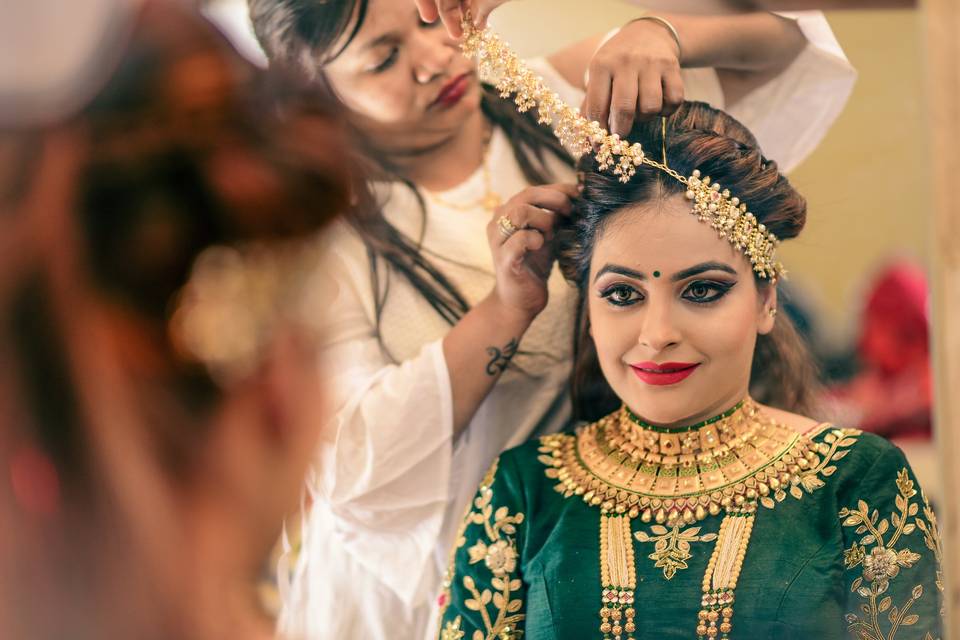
{"left": 412, "top": 31, "right": 454, "bottom": 84}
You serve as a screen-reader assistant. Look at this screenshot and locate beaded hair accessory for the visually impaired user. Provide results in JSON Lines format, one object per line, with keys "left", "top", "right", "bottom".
{"left": 460, "top": 17, "right": 785, "bottom": 279}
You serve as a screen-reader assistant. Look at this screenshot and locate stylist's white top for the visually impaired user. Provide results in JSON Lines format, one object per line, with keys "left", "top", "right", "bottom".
{"left": 280, "top": 13, "right": 856, "bottom": 640}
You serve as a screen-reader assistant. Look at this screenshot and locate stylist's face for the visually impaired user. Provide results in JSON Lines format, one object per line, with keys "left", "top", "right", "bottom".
{"left": 324, "top": 0, "right": 481, "bottom": 146}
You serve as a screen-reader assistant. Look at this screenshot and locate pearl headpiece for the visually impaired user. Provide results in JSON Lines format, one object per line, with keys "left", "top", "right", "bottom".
{"left": 460, "top": 17, "right": 784, "bottom": 279}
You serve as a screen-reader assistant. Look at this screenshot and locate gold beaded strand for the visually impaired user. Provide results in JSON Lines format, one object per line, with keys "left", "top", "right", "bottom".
{"left": 599, "top": 514, "right": 637, "bottom": 640}
{"left": 696, "top": 503, "right": 756, "bottom": 639}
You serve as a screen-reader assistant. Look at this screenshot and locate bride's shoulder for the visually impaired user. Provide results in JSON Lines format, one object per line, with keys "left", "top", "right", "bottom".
{"left": 758, "top": 403, "right": 825, "bottom": 435}
{"left": 760, "top": 403, "right": 905, "bottom": 469}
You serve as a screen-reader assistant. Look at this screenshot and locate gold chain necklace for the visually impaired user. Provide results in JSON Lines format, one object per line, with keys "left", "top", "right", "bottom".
{"left": 539, "top": 399, "right": 859, "bottom": 640}
{"left": 423, "top": 127, "right": 502, "bottom": 213}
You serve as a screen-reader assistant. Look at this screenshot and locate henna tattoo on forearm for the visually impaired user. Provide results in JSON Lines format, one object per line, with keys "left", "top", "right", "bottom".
{"left": 485, "top": 337, "right": 519, "bottom": 376}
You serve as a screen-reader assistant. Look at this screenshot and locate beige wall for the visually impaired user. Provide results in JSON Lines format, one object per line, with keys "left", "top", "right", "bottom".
{"left": 491, "top": 4, "right": 931, "bottom": 336}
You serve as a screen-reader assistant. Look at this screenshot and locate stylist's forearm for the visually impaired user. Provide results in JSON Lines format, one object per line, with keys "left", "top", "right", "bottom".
{"left": 662, "top": 12, "right": 805, "bottom": 71}
{"left": 443, "top": 293, "right": 534, "bottom": 436}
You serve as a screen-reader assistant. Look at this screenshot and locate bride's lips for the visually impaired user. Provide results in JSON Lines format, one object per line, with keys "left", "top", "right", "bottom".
{"left": 630, "top": 361, "right": 700, "bottom": 386}
{"left": 431, "top": 72, "right": 470, "bottom": 108}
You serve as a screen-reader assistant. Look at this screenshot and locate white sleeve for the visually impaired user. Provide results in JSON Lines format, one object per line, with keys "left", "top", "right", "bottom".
{"left": 723, "top": 11, "right": 856, "bottom": 173}
{"left": 302, "top": 227, "right": 455, "bottom": 606}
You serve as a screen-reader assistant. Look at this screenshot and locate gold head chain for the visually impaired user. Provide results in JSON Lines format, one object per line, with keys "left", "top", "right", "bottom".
{"left": 459, "top": 15, "right": 784, "bottom": 279}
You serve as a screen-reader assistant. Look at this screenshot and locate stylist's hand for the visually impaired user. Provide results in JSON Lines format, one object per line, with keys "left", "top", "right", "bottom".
{"left": 583, "top": 18, "right": 684, "bottom": 137}
{"left": 414, "top": 0, "right": 511, "bottom": 38}
{"left": 486, "top": 183, "right": 578, "bottom": 321}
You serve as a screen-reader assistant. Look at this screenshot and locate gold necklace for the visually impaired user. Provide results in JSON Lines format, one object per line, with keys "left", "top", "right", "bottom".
{"left": 423, "top": 127, "right": 502, "bottom": 213}
{"left": 538, "top": 399, "right": 860, "bottom": 640}
{"left": 543, "top": 398, "right": 828, "bottom": 527}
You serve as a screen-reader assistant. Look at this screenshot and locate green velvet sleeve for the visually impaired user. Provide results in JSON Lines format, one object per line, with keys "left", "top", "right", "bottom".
{"left": 436, "top": 456, "right": 527, "bottom": 640}
{"left": 838, "top": 443, "right": 944, "bottom": 640}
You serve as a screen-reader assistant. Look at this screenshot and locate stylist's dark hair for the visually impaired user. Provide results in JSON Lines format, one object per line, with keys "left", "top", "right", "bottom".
{"left": 557, "top": 101, "right": 819, "bottom": 421}
{"left": 248, "top": 0, "right": 574, "bottom": 353}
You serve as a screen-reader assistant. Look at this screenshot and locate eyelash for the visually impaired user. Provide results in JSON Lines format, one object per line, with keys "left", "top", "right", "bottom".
{"left": 598, "top": 280, "right": 735, "bottom": 308}
{"left": 370, "top": 47, "right": 399, "bottom": 73}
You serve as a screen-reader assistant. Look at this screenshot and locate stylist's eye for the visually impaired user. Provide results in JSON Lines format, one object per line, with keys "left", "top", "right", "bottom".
{"left": 600, "top": 284, "right": 642, "bottom": 307}
{"left": 681, "top": 280, "right": 734, "bottom": 304}
{"left": 369, "top": 47, "right": 399, "bottom": 73}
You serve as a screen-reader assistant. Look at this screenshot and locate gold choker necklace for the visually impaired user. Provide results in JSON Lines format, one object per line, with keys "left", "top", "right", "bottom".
{"left": 541, "top": 397, "right": 831, "bottom": 527}
{"left": 616, "top": 400, "right": 761, "bottom": 466}
{"left": 542, "top": 398, "right": 818, "bottom": 526}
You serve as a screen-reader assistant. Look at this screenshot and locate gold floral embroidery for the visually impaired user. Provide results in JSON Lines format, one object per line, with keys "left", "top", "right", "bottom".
{"left": 915, "top": 491, "right": 945, "bottom": 618}
{"left": 441, "top": 616, "right": 466, "bottom": 640}
{"left": 757, "top": 428, "right": 857, "bottom": 510}
{"left": 437, "top": 459, "right": 525, "bottom": 640}
{"left": 438, "top": 457, "right": 525, "bottom": 640}
{"left": 841, "top": 468, "right": 936, "bottom": 640}
{"left": 634, "top": 524, "right": 718, "bottom": 579}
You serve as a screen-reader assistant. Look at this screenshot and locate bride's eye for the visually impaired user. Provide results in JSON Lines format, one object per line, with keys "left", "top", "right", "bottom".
{"left": 681, "top": 280, "right": 734, "bottom": 304}
{"left": 600, "top": 284, "right": 642, "bottom": 307}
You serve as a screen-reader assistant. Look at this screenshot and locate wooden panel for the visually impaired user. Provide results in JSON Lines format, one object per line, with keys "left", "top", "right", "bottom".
{"left": 924, "top": 0, "right": 960, "bottom": 635}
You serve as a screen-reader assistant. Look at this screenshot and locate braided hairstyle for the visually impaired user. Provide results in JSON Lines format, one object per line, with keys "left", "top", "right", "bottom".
{"left": 558, "top": 101, "right": 819, "bottom": 421}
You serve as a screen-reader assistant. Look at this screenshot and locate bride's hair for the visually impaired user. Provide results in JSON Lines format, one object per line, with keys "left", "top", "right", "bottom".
{"left": 558, "top": 101, "right": 820, "bottom": 421}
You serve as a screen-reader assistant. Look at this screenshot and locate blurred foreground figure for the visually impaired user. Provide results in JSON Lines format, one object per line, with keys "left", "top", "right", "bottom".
{"left": 0, "top": 2, "right": 348, "bottom": 639}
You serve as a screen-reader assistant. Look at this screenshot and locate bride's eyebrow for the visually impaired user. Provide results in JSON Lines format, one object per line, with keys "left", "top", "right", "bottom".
{"left": 671, "top": 262, "right": 737, "bottom": 282}
{"left": 593, "top": 264, "right": 646, "bottom": 283}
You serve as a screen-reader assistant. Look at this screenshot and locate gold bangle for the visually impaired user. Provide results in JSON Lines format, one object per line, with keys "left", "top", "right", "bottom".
{"left": 629, "top": 15, "right": 682, "bottom": 62}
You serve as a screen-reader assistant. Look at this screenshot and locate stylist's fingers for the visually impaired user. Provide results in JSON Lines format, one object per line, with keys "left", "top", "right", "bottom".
{"left": 414, "top": 0, "right": 440, "bottom": 23}
{"left": 636, "top": 65, "right": 664, "bottom": 121}
{"left": 504, "top": 205, "right": 559, "bottom": 241}
{"left": 609, "top": 72, "right": 639, "bottom": 137}
{"left": 661, "top": 67, "right": 684, "bottom": 116}
{"left": 418, "top": 0, "right": 465, "bottom": 38}
{"left": 583, "top": 63, "right": 613, "bottom": 131}
{"left": 511, "top": 183, "right": 577, "bottom": 215}
{"left": 473, "top": 0, "right": 510, "bottom": 29}
{"left": 498, "top": 229, "right": 546, "bottom": 274}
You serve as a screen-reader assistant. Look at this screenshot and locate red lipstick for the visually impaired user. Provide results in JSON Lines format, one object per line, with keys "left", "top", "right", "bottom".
{"left": 630, "top": 361, "right": 700, "bottom": 386}
{"left": 432, "top": 73, "right": 470, "bottom": 108}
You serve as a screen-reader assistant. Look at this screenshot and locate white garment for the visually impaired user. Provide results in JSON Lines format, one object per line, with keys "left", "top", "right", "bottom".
{"left": 281, "top": 16, "right": 856, "bottom": 640}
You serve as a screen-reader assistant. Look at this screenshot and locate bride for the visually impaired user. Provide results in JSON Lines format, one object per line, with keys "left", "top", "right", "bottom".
{"left": 436, "top": 94, "right": 943, "bottom": 640}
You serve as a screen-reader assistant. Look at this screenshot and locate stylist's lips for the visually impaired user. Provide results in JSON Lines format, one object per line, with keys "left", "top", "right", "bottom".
{"left": 432, "top": 73, "right": 470, "bottom": 108}
{"left": 630, "top": 361, "right": 700, "bottom": 386}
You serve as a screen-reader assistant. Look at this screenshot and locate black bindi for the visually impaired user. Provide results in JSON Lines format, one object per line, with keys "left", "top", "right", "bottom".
{"left": 653, "top": 270, "right": 661, "bottom": 278}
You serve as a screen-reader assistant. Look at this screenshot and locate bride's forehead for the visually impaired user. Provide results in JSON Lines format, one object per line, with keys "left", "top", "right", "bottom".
{"left": 594, "top": 207, "right": 743, "bottom": 266}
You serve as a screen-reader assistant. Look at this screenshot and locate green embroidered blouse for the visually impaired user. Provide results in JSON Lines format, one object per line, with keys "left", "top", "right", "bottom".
{"left": 436, "top": 427, "right": 943, "bottom": 640}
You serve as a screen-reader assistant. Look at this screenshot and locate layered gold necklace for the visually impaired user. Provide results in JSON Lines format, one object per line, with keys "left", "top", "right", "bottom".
{"left": 538, "top": 398, "right": 858, "bottom": 640}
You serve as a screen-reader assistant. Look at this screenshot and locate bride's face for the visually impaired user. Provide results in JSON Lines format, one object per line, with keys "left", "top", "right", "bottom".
{"left": 587, "top": 193, "right": 777, "bottom": 426}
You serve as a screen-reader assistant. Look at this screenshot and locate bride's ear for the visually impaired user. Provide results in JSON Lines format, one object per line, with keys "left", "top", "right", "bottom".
{"left": 757, "top": 283, "right": 778, "bottom": 336}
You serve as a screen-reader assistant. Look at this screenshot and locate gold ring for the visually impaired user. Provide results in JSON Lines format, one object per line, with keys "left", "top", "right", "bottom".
{"left": 497, "top": 215, "right": 519, "bottom": 239}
